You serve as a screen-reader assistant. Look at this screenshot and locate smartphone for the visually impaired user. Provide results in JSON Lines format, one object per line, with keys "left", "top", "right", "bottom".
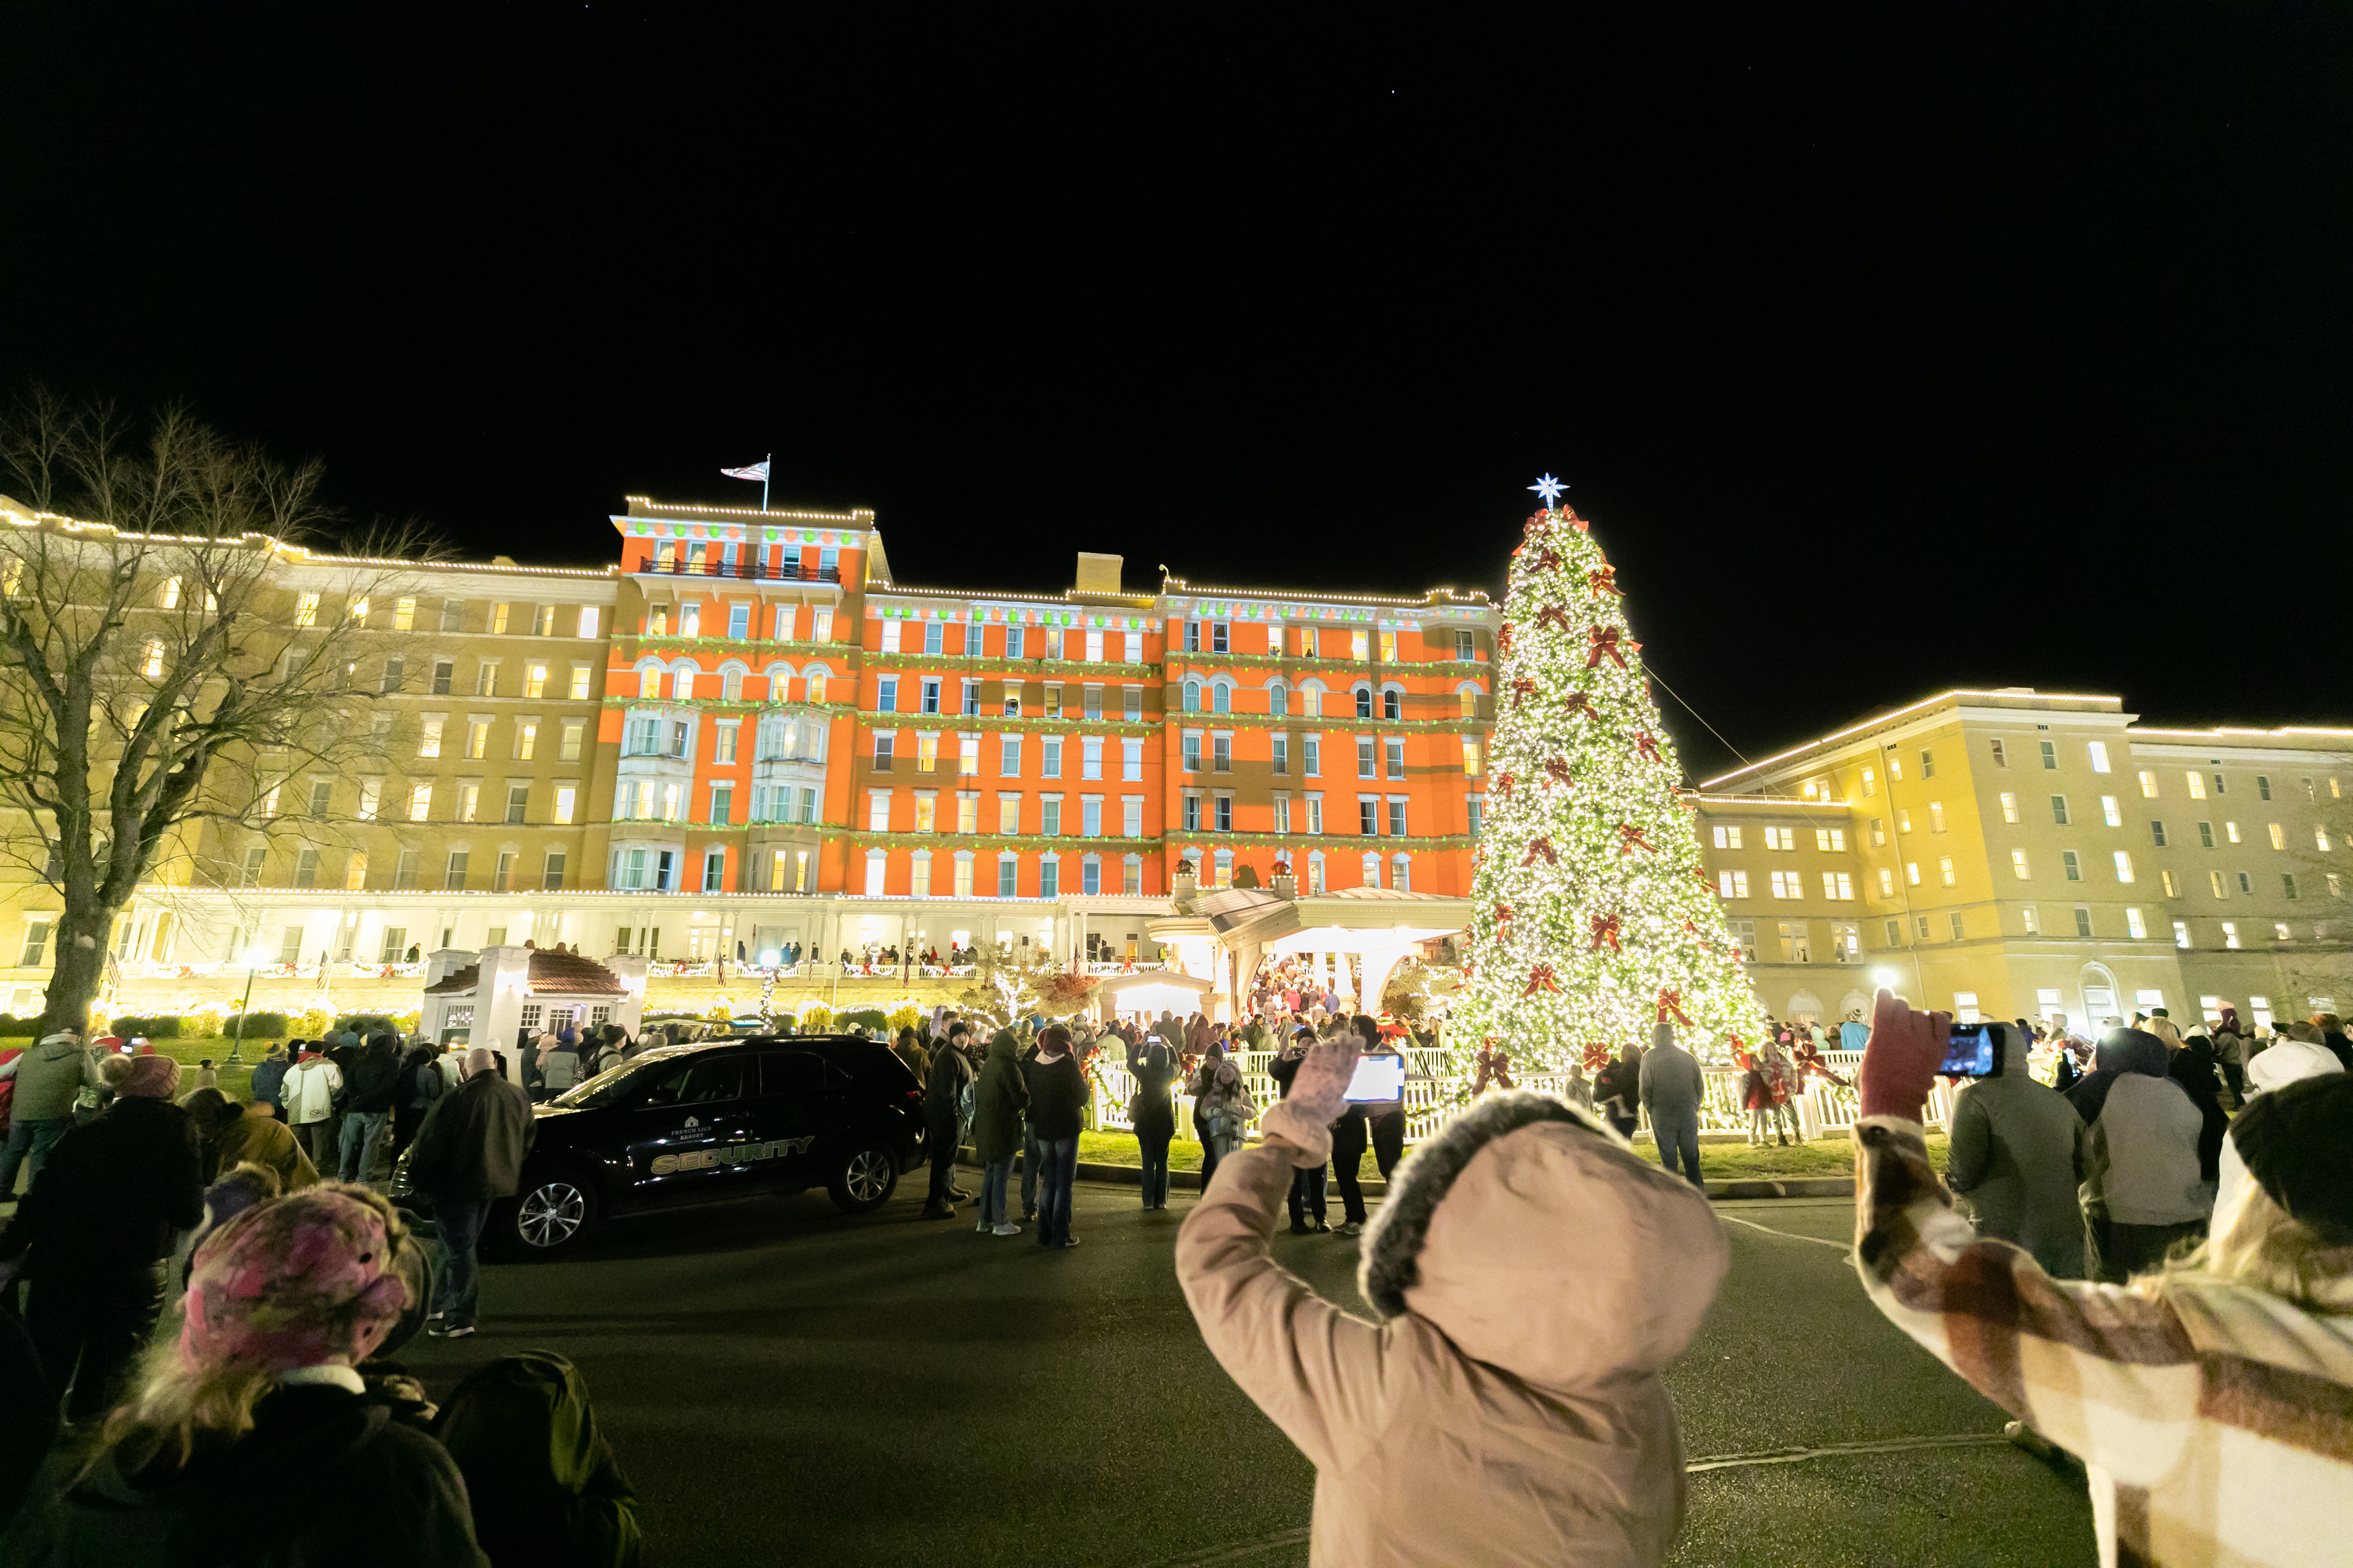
{"left": 1343, "top": 1054, "right": 1406, "bottom": 1102}
{"left": 1940, "top": 1022, "right": 2006, "bottom": 1078}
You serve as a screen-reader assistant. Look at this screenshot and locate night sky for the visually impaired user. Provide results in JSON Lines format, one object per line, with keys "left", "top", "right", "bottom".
{"left": 7, "top": 3, "right": 2350, "bottom": 777}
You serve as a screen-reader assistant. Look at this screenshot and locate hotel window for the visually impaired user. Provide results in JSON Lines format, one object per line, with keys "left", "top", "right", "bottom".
{"left": 1388, "top": 798, "right": 1407, "bottom": 837}
{"left": 2087, "top": 741, "right": 2111, "bottom": 774}
{"left": 877, "top": 675, "right": 899, "bottom": 712}
{"left": 1938, "top": 856, "right": 1956, "bottom": 886}
{"left": 914, "top": 733, "right": 940, "bottom": 773}
{"left": 1928, "top": 801, "right": 1946, "bottom": 833}
{"left": 1861, "top": 766, "right": 1877, "bottom": 796}
{"left": 1350, "top": 629, "right": 1369, "bottom": 661}
{"left": 1081, "top": 629, "right": 1104, "bottom": 663}
{"left": 1461, "top": 738, "right": 1484, "bottom": 776}
{"left": 867, "top": 790, "right": 891, "bottom": 831}
{"left": 2283, "top": 873, "right": 2300, "bottom": 901}
{"left": 2334, "top": 874, "right": 2346, "bottom": 899}
{"left": 923, "top": 621, "right": 943, "bottom": 655}
{"left": 1359, "top": 798, "right": 1378, "bottom": 836}
{"left": 1918, "top": 748, "right": 1935, "bottom": 779}
{"left": 1890, "top": 757, "right": 1903, "bottom": 781}
{"left": 1182, "top": 733, "right": 1202, "bottom": 774}
{"left": 1869, "top": 817, "right": 1886, "bottom": 846}
{"left": 2160, "top": 868, "right": 2178, "bottom": 897}
{"left": 1769, "top": 870, "right": 1798, "bottom": 899}
{"left": 998, "top": 794, "right": 1022, "bottom": 834}
{"left": 1382, "top": 689, "right": 1402, "bottom": 721}
{"left": 1877, "top": 866, "right": 1895, "bottom": 897}
{"left": 1183, "top": 794, "right": 1201, "bottom": 832}
{"left": 2223, "top": 921, "right": 2241, "bottom": 950}
{"left": 1303, "top": 735, "right": 1320, "bottom": 776}
{"left": 2197, "top": 821, "right": 2215, "bottom": 848}
{"left": 1952, "top": 989, "right": 1980, "bottom": 1022}
{"left": 1821, "top": 871, "right": 1855, "bottom": 900}
{"left": 912, "top": 794, "right": 939, "bottom": 833}
{"left": 2186, "top": 771, "right": 2206, "bottom": 799}
{"left": 503, "top": 783, "right": 529, "bottom": 824}
{"left": 1357, "top": 737, "right": 1375, "bottom": 778}
{"left": 2062, "top": 850, "right": 2081, "bottom": 880}
{"left": 2038, "top": 741, "right": 2057, "bottom": 770}
{"left": 1905, "top": 862, "right": 1921, "bottom": 886}
{"left": 998, "top": 735, "right": 1021, "bottom": 776}
{"left": 1211, "top": 621, "right": 1230, "bottom": 654}
{"left": 2096, "top": 794, "right": 2120, "bottom": 827}
{"left": 1898, "top": 810, "right": 1913, "bottom": 834}
{"left": 1713, "top": 825, "right": 1744, "bottom": 850}
{"left": 2147, "top": 819, "right": 2169, "bottom": 848}
{"left": 1989, "top": 738, "right": 2007, "bottom": 768}
{"left": 1466, "top": 794, "right": 1484, "bottom": 835}
{"left": 879, "top": 620, "right": 902, "bottom": 654}
{"left": 553, "top": 783, "right": 576, "bottom": 825}
{"left": 1764, "top": 826, "right": 1795, "bottom": 851}
{"left": 2074, "top": 905, "right": 2093, "bottom": 937}
{"left": 407, "top": 784, "right": 432, "bottom": 821}
{"left": 2319, "top": 826, "right": 2336, "bottom": 852}
{"left": 2114, "top": 850, "right": 2135, "bottom": 883}
{"left": 444, "top": 850, "right": 469, "bottom": 891}
{"left": 2210, "top": 869, "right": 2227, "bottom": 898}
{"left": 2049, "top": 795, "right": 2069, "bottom": 825}
{"left": 2275, "top": 921, "right": 2294, "bottom": 942}
{"left": 1079, "top": 736, "right": 1103, "bottom": 780}
{"left": 1041, "top": 737, "right": 1062, "bottom": 777}
{"left": 1080, "top": 797, "right": 1103, "bottom": 837}
{"left": 1779, "top": 921, "right": 1811, "bottom": 962}
{"left": 1718, "top": 870, "right": 1749, "bottom": 898}
{"left": 1885, "top": 918, "right": 1903, "bottom": 946}
{"left": 1120, "top": 738, "right": 1144, "bottom": 782}
{"left": 1998, "top": 792, "right": 2018, "bottom": 823}
{"left": 2268, "top": 822, "right": 2286, "bottom": 850}
{"left": 2171, "top": 920, "right": 2191, "bottom": 948}
{"left": 1215, "top": 796, "right": 1234, "bottom": 832}
{"left": 1306, "top": 794, "right": 1323, "bottom": 834}
{"left": 2126, "top": 907, "right": 2147, "bottom": 939}
{"left": 920, "top": 679, "right": 941, "bottom": 715}
{"left": 2021, "top": 906, "right": 2038, "bottom": 935}
{"left": 2225, "top": 821, "right": 2241, "bottom": 844}
{"left": 1831, "top": 922, "right": 1861, "bottom": 959}
{"left": 514, "top": 720, "right": 538, "bottom": 760}
{"left": 1949, "top": 911, "right": 1966, "bottom": 940}
{"left": 1039, "top": 856, "right": 1060, "bottom": 898}
{"left": 1213, "top": 735, "right": 1232, "bottom": 773}
{"left": 2256, "top": 774, "right": 2273, "bottom": 800}
{"left": 1814, "top": 825, "right": 1844, "bottom": 852}
{"left": 1385, "top": 738, "right": 1405, "bottom": 778}
{"left": 2011, "top": 849, "right": 2030, "bottom": 880}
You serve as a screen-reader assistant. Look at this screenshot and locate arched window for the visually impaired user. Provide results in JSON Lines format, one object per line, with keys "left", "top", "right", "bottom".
{"left": 1269, "top": 680, "right": 1289, "bottom": 716}
{"left": 672, "top": 665, "right": 695, "bottom": 701}
{"left": 1361, "top": 851, "right": 1382, "bottom": 888}
{"left": 1307, "top": 851, "right": 1326, "bottom": 895}
{"left": 721, "top": 667, "right": 744, "bottom": 702}
{"left": 1211, "top": 682, "right": 1230, "bottom": 714}
{"left": 1183, "top": 679, "right": 1201, "bottom": 713}
{"left": 804, "top": 663, "right": 831, "bottom": 704}
{"left": 1213, "top": 848, "right": 1234, "bottom": 889}
{"left": 1355, "top": 688, "right": 1373, "bottom": 720}
{"left": 1382, "top": 689, "right": 1402, "bottom": 721}
{"left": 636, "top": 659, "right": 665, "bottom": 700}
{"left": 1392, "top": 852, "right": 1412, "bottom": 893}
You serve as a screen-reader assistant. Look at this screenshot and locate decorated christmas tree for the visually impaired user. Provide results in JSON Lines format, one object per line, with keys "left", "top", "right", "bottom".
{"left": 1451, "top": 479, "right": 1767, "bottom": 1085}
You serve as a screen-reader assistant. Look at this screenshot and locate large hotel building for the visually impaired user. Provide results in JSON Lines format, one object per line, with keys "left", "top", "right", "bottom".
{"left": 7, "top": 494, "right": 2348, "bottom": 1037}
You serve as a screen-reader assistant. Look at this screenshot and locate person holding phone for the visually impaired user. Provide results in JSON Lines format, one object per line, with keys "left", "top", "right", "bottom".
{"left": 1127, "top": 1032, "right": 1179, "bottom": 1211}
{"left": 1943, "top": 1022, "right": 2089, "bottom": 1278}
{"left": 1270, "top": 1028, "right": 1328, "bottom": 1235}
{"left": 1328, "top": 1016, "right": 1405, "bottom": 1238}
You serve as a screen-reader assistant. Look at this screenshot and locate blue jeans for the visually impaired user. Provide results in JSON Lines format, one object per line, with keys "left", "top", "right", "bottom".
{"left": 981, "top": 1159, "right": 1012, "bottom": 1227}
{"left": 1036, "top": 1136, "right": 1079, "bottom": 1246}
{"left": 1021, "top": 1126, "right": 1044, "bottom": 1218}
{"left": 433, "top": 1198, "right": 488, "bottom": 1327}
{"left": 1652, "top": 1110, "right": 1703, "bottom": 1186}
{"left": 338, "top": 1111, "right": 388, "bottom": 1182}
{"left": 1, "top": 1116, "right": 69, "bottom": 1198}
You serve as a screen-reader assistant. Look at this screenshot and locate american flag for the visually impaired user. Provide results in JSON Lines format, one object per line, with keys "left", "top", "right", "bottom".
{"left": 721, "top": 459, "right": 770, "bottom": 481}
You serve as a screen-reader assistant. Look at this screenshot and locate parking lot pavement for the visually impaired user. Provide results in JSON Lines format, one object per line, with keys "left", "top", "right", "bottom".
{"left": 397, "top": 1184, "right": 2093, "bottom": 1567}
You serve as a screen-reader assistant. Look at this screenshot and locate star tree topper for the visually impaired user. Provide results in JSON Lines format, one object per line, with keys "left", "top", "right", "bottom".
{"left": 1528, "top": 473, "right": 1568, "bottom": 509}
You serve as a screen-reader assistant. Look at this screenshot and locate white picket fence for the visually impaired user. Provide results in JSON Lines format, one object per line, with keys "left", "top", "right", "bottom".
{"left": 1086, "top": 1047, "right": 1948, "bottom": 1145}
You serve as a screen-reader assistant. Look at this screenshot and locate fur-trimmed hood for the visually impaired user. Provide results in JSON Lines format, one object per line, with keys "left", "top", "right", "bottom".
{"left": 1359, "top": 1091, "right": 1728, "bottom": 1390}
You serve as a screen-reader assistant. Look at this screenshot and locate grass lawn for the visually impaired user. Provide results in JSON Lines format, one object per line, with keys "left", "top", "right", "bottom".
{"left": 1077, "top": 1126, "right": 1949, "bottom": 1182}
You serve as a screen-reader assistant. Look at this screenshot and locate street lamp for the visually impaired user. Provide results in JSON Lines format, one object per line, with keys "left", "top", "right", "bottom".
{"left": 226, "top": 947, "right": 271, "bottom": 1065}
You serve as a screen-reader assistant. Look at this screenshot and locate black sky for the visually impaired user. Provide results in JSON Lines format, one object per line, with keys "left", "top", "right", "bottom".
{"left": 5, "top": 3, "right": 2350, "bottom": 777}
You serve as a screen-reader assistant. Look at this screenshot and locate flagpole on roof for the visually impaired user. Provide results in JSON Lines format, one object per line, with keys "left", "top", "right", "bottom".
{"left": 762, "top": 454, "right": 770, "bottom": 513}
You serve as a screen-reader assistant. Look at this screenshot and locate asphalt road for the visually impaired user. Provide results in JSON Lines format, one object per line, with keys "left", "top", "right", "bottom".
{"left": 399, "top": 1178, "right": 2096, "bottom": 1568}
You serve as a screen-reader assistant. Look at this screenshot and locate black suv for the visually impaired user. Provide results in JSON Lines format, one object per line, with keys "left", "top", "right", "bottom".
{"left": 392, "top": 1034, "right": 925, "bottom": 1257}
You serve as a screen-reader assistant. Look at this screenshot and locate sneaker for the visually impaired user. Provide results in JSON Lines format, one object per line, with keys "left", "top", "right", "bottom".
{"left": 975, "top": 1217, "right": 990, "bottom": 1233}
{"left": 949, "top": 1186, "right": 973, "bottom": 1202}
{"left": 1336, "top": 1221, "right": 1363, "bottom": 1237}
{"left": 1058, "top": 1237, "right": 1082, "bottom": 1249}
{"left": 992, "top": 1223, "right": 1022, "bottom": 1236}
{"left": 430, "top": 1322, "right": 475, "bottom": 1339}
{"left": 1311, "top": 1219, "right": 1332, "bottom": 1234}
{"left": 919, "top": 1204, "right": 957, "bottom": 1221}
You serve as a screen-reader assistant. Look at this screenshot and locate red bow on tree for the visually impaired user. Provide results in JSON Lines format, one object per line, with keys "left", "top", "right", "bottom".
{"left": 1543, "top": 757, "right": 1573, "bottom": 789}
{"left": 1657, "top": 989, "right": 1692, "bottom": 1028}
{"left": 1522, "top": 837, "right": 1558, "bottom": 868}
{"left": 1695, "top": 867, "right": 1718, "bottom": 893}
{"left": 1617, "top": 823, "right": 1653, "bottom": 856}
{"left": 1473, "top": 1044, "right": 1517, "bottom": 1094}
{"left": 1633, "top": 731, "right": 1663, "bottom": 764}
{"left": 1523, "top": 964, "right": 1562, "bottom": 997}
{"left": 1511, "top": 677, "right": 1539, "bottom": 708}
{"left": 1523, "top": 511, "right": 1550, "bottom": 536}
{"left": 1529, "top": 548, "right": 1563, "bottom": 574}
{"left": 1591, "top": 913, "right": 1622, "bottom": 952}
{"left": 1587, "top": 626, "right": 1630, "bottom": 669}
{"left": 1498, "top": 624, "right": 1515, "bottom": 657}
{"left": 1581, "top": 1040, "right": 1613, "bottom": 1073}
{"left": 1535, "top": 604, "right": 1572, "bottom": 634}
{"left": 1681, "top": 917, "right": 1702, "bottom": 935}
{"left": 1563, "top": 691, "right": 1595, "bottom": 720}
{"left": 1492, "top": 901, "right": 1513, "bottom": 933}
{"left": 1587, "top": 565, "right": 1620, "bottom": 598}
{"left": 1495, "top": 770, "right": 1515, "bottom": 798}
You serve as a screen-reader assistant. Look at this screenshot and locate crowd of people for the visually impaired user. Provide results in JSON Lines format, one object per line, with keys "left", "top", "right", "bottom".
{"left": 0, "top": 1022, "right": 644, "bottom": 1564}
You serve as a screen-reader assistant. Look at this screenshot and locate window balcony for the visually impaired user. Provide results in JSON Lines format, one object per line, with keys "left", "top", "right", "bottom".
{"left": 638, "top": 555, "right": 842, "bottom": 584}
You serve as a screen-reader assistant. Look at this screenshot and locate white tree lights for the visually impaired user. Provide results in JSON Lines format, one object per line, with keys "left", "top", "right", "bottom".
{"left": 1451, "top": 497, "right": 1768, "bottom": 1080}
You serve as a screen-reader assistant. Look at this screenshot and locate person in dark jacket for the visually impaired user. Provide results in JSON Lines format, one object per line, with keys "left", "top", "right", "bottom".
{"left": 1127, "top": 1032, "right": 1180, "bottom": 1211}
{"left": 1018, "top": 1035, "right": 1046, "bottom": 1223}
{"left": 0, "top": 1053, "right": 202, "bottom": 1418}
{"left": 404, "top": 1047, "right": 534, "bottom": 1338}
{"left": 433, "top": 1350, "right": 642, "bottom": 1568}
{"left": 0, "top": 1029, "right": 99, "bottom": 1198}
{"left": 245, "top": 1043, "right": 290, "bottom": 1119}
{"left": 1270, "top": 1029, "right": 1328, "bottom": 1233}
{"left": 0, "top": 1184, "right": 489, "bottom": 1567}
{"left": 891, "top": 1027, "right": 928, "bottom": 1091}
{"left": 971, "top": 1031, "right": 1030, "bottom": 1236}
{"left": 920, "top": 1026, "right": 977, "bottom": 1220}
{"left": 391, "top": 1042, "right": 445, "bottom": 1163}
{"left": 1593, "top": 1040, "right": 1644, "bottom": 1140}
{"left": 337, "top": 1032, "right": 403, "bottom": 1182}
{"left": 1027, "top": 1026, "right": 1090, "bottom": 1249}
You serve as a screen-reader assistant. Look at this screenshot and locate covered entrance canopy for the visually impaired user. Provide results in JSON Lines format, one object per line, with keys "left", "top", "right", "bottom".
{"left": 1092, "top": 970, "right": 1217, "bottom": 1022}
{"left": 1147, "top": 886, "right": 1469, "bottom": 1022}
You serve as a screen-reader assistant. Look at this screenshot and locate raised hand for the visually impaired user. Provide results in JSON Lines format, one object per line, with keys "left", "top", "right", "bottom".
{"left": 1259, "top": 1030, "right": 1365, "bottom": 1167}
{"left": 1856, "top": 987, "right": 1950, "bottom": 1122}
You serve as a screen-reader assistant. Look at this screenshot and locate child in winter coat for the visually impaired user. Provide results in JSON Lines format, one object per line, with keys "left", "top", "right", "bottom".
{"left": 1178, "top": 1032, "right": 1729, "bottom": 1566}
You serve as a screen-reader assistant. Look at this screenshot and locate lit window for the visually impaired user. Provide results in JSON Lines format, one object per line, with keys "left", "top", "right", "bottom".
{"left": 1870, "top": 817, "right": 1886, "bottom": 846}
{"left": 2021, "top": 907, "right": 2038, "bottom": 935}
{"left": 2114, "top": 850, "right": 2135, "bottom": 883}
{"left": 1769, "top": 870, "right": 1798, "bottom": 899}
{"left": 2269, "top": 823, "right": 2286, "bottom": 850}
{"left": 1938, "top": 856, "right": 1956, "bottom": 886}
{"left": 1898, "top": 810, "right": 1913, "bottom": 833}
{"left": 1814, "top": 827, "right": 1846, "bottom": 852}
{"left": 1999, "top": 792, "right": 2018, "bottom": 823}
{"left": 1718, "top": 870, "right": 1749, "bottom": 899}
{"left": 1989, "top": 738, "right": 2007, "bottom": 768}
{"left": 1877, "top": 866, "right": 1895, "bottom": 897}
{"left": 2318, "top": 826, "right": 2335, "bottom": 852}
{"left": 2087, "top": 741, "right": 2110, "bottom": 773}
{"left": 141, "top": 639, "right": 164, "bottom": 678}
{"left": 2226, "top": 821, "right": 2241, "bottom": 844}
{"left": 2275, "top": 921, "right": 2292, "bottom": 941}
{"left": 2210, "top": 869, "right": 2227, "bottom": 899}
{"left": 1764, "top": 826, "right": 1795, "bottom": 851}
{"left": 1905, "top": 861, "right": 1921, "bottom": 886}
{"left": 2222, "top": 921, "right": 2241, "bottom": 950}
{"left": 1928, "top": 802, "right": 1946, "bottom": 833}
{"left": 2186, "top": 771, "right": 2206, "bottom": 799}
{"left": 1861, "top": 766, "right": 1877, "bottom": 796}
{"left": 295, "top": 591, "right": 319, "bottom": 626}
{"left": 2101, "top": 795, "right": 2121, "bottom": 827}
{"left": 2011, "top": 849, "right": 2030, "bottom": 880}
{"left": 2173, "top": 921, "right": 2190, "bottom": 948}
{"left": 1821, "top": 871, "right": 1854, "bottom": 900}
{"left": 2161, "top": 869, "right": 2178, "bottom": 897}
{"left": 1714, "top": 825, "right": 1744, "bottom": 850}
{"left": 2126, "top": 908, "right": 2147, "bottom": 939}
{"left": 2138, "top": 770, "right": 2157, "bottom": 798}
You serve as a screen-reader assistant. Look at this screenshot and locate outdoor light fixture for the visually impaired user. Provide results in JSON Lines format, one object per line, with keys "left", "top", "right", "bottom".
{"left": 1872, "top": 968, "right": 1899, "bottom": 989}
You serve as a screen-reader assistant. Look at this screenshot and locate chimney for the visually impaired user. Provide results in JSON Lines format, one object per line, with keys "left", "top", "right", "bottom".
{"left": 1073, "top": 552, "right": 1123, "bottom": 596}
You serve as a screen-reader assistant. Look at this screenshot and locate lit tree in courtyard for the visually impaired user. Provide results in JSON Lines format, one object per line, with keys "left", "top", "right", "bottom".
{"left": 1451, "top": 479, "right": 1767, "bottom": 1083}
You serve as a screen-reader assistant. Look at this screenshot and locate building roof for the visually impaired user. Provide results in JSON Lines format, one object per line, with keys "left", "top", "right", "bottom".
{"left": 422, "top": 947, "right": 628, "bottom": 998}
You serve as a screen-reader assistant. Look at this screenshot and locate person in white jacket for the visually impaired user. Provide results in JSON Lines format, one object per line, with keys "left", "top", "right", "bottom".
{"left": 1176, "top": 1030, "right": 1729, "bottom": 1566}
{"left": 2079, "top": 1029, "right": 2208, "bottom": 1282}
{"left": 278, "top": 1048, "right": 344, "bottom": 1173}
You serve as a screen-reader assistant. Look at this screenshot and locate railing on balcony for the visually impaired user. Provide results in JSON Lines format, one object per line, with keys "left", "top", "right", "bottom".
{"left": 639, "top": 556, "right": 842, "bottom": 584}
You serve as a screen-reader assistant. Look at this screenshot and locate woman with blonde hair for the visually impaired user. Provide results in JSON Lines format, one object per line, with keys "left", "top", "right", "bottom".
{"left": 1851, "top": 989, "right": 2353, "bottom": 1568}
{"left": 1, "top": 1184, "right": 487, "bottom": 1565}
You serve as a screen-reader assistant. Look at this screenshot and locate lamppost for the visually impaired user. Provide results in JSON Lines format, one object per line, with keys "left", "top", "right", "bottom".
{"left": 225, "top": 948, "right": 270, "bottom": 1065}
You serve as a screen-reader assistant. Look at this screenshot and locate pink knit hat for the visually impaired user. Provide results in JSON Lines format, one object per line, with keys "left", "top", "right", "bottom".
{"left": 117, "top": 1053, "right": 182, "bottom": 1099}
{"left": 180, "top": 1186, "right": 411, "bottom": 1373}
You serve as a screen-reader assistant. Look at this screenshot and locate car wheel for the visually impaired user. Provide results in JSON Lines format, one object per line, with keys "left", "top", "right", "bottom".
{"left": 509, "top": 1167, "right": 599, "bottom": 1256}
{"left": 828, "top": 1143, "right": 898, "bottom": 1212}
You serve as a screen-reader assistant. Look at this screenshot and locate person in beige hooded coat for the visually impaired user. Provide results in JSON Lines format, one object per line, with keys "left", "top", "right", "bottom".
{"left": 1176, "top": 1033, "right": 1730, "bottom": 1566}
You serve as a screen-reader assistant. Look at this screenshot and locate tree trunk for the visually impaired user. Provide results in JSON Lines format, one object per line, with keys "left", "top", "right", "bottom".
{"left": 38, "top": 894, "right": 113, "bottom": 1035}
